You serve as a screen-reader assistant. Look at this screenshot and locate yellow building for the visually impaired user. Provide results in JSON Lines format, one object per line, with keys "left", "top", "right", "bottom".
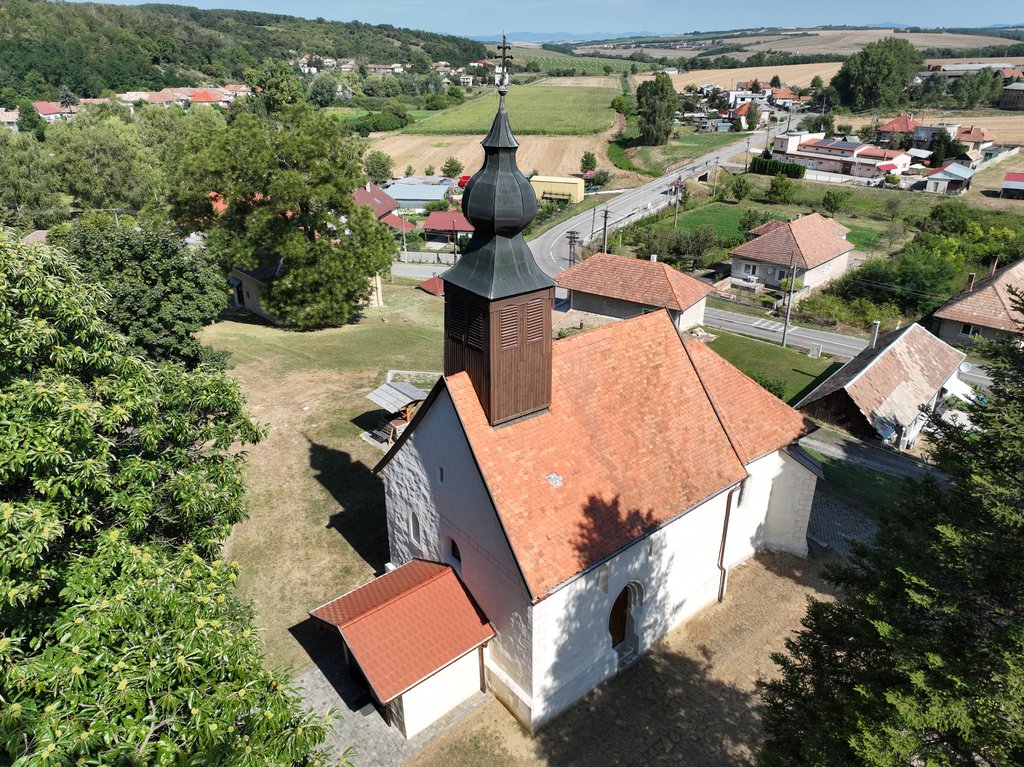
{"left": 529, "top": 176, "right": 585, "bottom": 204}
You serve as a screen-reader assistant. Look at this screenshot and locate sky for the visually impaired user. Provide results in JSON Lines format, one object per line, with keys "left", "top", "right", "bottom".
{"left": 73, "top": 0, "right": 1022, "bottom": 38}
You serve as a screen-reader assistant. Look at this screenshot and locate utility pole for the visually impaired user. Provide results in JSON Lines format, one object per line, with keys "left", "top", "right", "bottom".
{"left": 744, "top": 137, "right": 751, "bottom": 172}
{"left": 712, "top": 158, "right": 720, "bottom": 197}
{"left": 601, "top": 208, "right": 610, "bottom": 253}
{"left": 780, "top": 250, "right": 798, "bottom": 349}
{"left": 566, "top": 230, "right": 580, "bottom": 265}
{"left": 673, "top": 184, "right": 681, "bottom": 226}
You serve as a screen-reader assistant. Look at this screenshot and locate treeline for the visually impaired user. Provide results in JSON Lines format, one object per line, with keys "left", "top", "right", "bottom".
{"left": 0, "top": 0, "right": 486, "bottom": 101}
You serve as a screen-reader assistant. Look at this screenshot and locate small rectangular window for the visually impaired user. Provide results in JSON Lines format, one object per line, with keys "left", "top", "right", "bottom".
{"left": 960, "top": 324, "right": 980, "bottom": 337}
{"left": 438, "top": 466, "right": 444, "bottom": 484}
{"left": 743, "top": 263, "right": 757, "bottom": 276}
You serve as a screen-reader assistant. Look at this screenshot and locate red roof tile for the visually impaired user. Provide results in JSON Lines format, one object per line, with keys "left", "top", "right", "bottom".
{"left": 933, "top": 259, "right": 1024, "bottom": 333}
{"left": 443, "top": 312, "right": 807, "bottom": 598}
{"left": 417, "top": 276, "right": 445, "bottom": 296}
{"left": 554, "top": 253, "right": 712, "bottom": 312}
{"left": 730, "top": 212, "right": 852, "bottom": 270}
{"left": 189, "top": 89, "right": 223, "bottom": 103}
{"left": 381, "top": 212, "right": 414, "bottom": 233}
{"left": 353, "top": 183, "right": 399, "bottom": 218}
{"left": 422, "top": 211, "right": 474, "bottom": 233}
{"left": 956, "top": 125, "right": 996, "bottom": 143}
{"left": 311, "top": 560, "right": 493, "bottom": 704}
{"left": 878, "top": 115, "right": 920, "bottom": 133}
{"left": 1005, "top": 172, "right": 1024, "bottom": 183}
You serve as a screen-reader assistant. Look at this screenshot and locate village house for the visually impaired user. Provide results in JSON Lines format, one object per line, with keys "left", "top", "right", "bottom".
{"left": 421, "top": 210, "right": 474, "bottom": 242}
{"left": 771, "top": 132, "right": 911, "bottom": 178}
{"left": 31, "top": 101, "right": 77, "bottom": 122}
{"left": 0, "top": 107, "right": 19, "bottom": 131}
{"left": 875, "top": 114, "right": 921, "bottom": 146}
{"left": 931, "top": 259, "right": 1024, "bottom": 344}
{"left": 955, "top": 125, "right": 997, "bottom": 153}
{"left": 352, "top": 182, "right": 414, "bottom": 234}
{"left": 1002, "top": 172, "right": 1024, "bottom": 199}
{"left": 798, "top": 323, "right": 965, "bottom": 450}
{"left": 554, "top": 252, "right": 712, "bottom": 331}
{"left": 310, "top": 82, "right": 821, "bottom": 738}
{"left": 920, "top": 162, "right": 976, "bottom": 195}
{"left": 912, "top": 123, "right": 958, "bottom": 150}
{"left": 729, "top": 213, "right": 854, "bottom": 292}
{"left": 384, "top": 177, "right": 452, "bottom": 213}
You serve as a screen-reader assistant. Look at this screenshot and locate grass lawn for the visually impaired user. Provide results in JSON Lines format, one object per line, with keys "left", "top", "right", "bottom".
{"left": 707, "top": 330, "right": 841, "bottom": 404}
{"left": 803, "top": 448, "right": 907, "bottom": 519}
{"left": 632, "top": 130, "right": 745, "bottom": 175}
{"left": 406, "top": 86, "right": 616, "bottom": 135}
{"left": 199, "top": 280, "right": 444, "bottom": 672}
{"left": 504, "top": 46, "right": 648, "bottom": 74}
{"left": 323, "top": 107, "right": 370, "bottom": 122}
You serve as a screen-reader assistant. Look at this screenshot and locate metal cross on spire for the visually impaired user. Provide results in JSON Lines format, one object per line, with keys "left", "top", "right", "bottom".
{"left": 496, "top": 33, "right": 513, "bottom": 88}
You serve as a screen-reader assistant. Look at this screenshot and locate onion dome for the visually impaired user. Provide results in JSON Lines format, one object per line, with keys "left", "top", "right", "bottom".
{"left": 443, "top": 86, "right": 555, "bottom": 300}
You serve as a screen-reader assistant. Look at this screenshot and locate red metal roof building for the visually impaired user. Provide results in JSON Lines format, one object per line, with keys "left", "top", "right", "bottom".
{"left": 422, "top": 210, "right": 475, "bottom": 235}
{"left": 416, "top": 276, "right": 445, "bottom": 296}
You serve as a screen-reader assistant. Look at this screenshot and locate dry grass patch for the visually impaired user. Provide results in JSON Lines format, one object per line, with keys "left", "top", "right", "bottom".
{"left": 965, "top": 150, "right": 1024, "bottom": 212}
{"left": 200, "top": 281, "right": 445, "bottom": 672}
{"left": 634, "top": 61, "right": 844, "bottom": 90}
{"left": 845, "top": 111, "right": 1024, "bottom": 145}
{"left": 536, "top": 76, "right": 620, "bottom": 89}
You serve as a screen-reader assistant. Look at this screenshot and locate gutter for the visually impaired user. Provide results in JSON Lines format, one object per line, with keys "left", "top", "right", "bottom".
{"left": 717, "top": 483, "right": 743, "bottom": 603}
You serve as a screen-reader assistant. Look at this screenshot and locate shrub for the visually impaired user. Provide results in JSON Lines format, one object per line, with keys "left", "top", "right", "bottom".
{"left": 767, "top": 174, "right": 797, "bottom": 204}
{"left": 750, "top": 156, "right": 805, "bottom": 178}
{"left": 744, "top": 370, "right": 787, "bottom": 399}
{"left": 424, "top": 199, "right": 451, "bottom": 212}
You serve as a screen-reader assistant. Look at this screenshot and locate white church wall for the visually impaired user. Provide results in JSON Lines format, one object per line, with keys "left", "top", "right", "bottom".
{"left": 381, "top": 387, "right": 535, "bottom": 699}
{"left": 394, "top": 649, "right": 482, "bottom": 739}
{"left": 528, "top": 488, "right": 734, "bottom": 729}
{"left": 752, "top": 449, "right": 816, "bottom": 557}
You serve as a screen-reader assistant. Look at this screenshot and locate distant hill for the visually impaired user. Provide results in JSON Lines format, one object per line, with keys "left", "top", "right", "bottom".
{"left": 0, "top": 0, "right": 487, "bottom": 101}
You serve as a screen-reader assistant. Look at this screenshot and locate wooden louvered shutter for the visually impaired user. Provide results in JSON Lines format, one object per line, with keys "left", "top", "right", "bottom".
{"left": 499, "top": 306, "right": 519, "bottom": 349}
{"left": 526, "top": 299, "right": 545, "bottom": 343}
{"left": 467, "top": 304, "right": 485, "bottom": 350}
{"left": 448, "top": 298, "right": 465, "bottom": 341}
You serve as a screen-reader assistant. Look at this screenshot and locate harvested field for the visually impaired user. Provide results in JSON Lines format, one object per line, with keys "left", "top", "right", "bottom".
{"left": 405, "top": 86, "right": 616, "bottom": 135}
{"left": 740, "top": 29, "right": 1017, "bottom": 56}
{"left": 964, "top": 150, "right": 1024, "bottom": 212}
{"left": 536, "top": 76, "right": 619, "bottom": 89}
{"left": 406, "top": 552, "right": 838, "bottom": 767}
{"left": 846, "top": 111, "right": 1024, "bottom": 145}
{"left": 924, "top": 56, "right": 1024, "bottom": 66}
{"left": 633, "top": 61, "right": 844, "bottom": 90}
{"left": 369, "top": 132, "right": 618, "bottom": 180}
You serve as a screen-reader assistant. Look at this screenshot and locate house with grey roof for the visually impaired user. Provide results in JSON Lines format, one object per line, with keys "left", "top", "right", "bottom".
{"left": 797, "top": 323, "right": 965, "bottom": 450}
{"left": 931, "top": 259, "right": 1024, "bottom": 344}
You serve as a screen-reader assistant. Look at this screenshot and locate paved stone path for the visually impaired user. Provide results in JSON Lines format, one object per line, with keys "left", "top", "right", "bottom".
{"left": 807, "top": 493, "right": 877, "bottom": 557}
{"left": 296, "top": 651, "right": 491, "bottom": 767}
{"left": 800, "top": 428, "right": 937, "bottom": 481}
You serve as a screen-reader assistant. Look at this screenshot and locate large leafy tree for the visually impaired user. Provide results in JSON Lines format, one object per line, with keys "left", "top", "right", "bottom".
{"left": 0, "top": 130, "right": 65, "bottom": 229}
{"left": 178, "top": 105, "right": 396, "bottom": 328}
{"left": 0, "top": 233, "right": 334, "bottom": 765}
{"left": 48, "top": 214, "right": 226, "bottom": 368}
{"left": 636, "top": 72, "right": 677, "bottom": 146}
{"left": 759, "top": 328, "right": 1024, "bottom": 765}
{"left": 831, "top": 37, "right": 922, "bottom": 111}
{"left": 243, "top": 60, "right": 307, "bottom": 113}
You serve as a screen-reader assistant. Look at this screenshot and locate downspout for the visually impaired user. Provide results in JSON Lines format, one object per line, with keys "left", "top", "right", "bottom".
{"left": 717, "top": 482, "right": 743, "bottom": 602}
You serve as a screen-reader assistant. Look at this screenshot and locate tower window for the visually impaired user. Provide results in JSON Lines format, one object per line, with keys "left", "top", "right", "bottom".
{"left": 450, "top": 539, "right": 461, "bottom": 563}
{"left": 438, "top": 466, "right": 444, "bottom": 484}
{"left": 467, "top": 305, "right": 485, "bottom": 350}
{"left": 447, "top": 299, "right": 466, "bottom": 341}
{"left": 499, "top": 306, "right": 519, "bottom": 349}
{"left": 411, "top": 512, "right": 421, "bottom": 543}
{"left": 526, "top": 299, "right": 545, "bottom": 343}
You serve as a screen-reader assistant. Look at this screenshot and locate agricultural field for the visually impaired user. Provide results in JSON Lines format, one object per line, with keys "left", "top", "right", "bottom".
{"left": 847, "top": 111, "right": 1024, "bottom": 146}
{"left": 405, "top": 86, "right": 617, "bottom": 135}
{"left": 370, "top": 131, "right": 618, "bottom": 180}
{"left": 630, "top": 129, "right": 746, "bottom": 175}
{"left": 964, "top": 150, "right": 1024, "bottom": 212}
{"left": 633, "top": 61, "right": 845, "bottom": 90}
{"left": 738, "top": 29, "right": 1018, "bottom": 57}
{"left": 537, "top": 75, "right": 620, "bottom": 89}
{"left": 498, "top": 44, "right": 647, "bottom": 74}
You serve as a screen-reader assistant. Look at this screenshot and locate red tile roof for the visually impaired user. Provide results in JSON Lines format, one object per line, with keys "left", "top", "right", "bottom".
{"left": 310, "top": 560, "right": 493, "bottom": 704}
{"left": 878, "top": 115, "right": 920, "bottom": 133}
{"left": 933, "top": 259, "right": 1024, "bottom": 333}
{"left": 441, "top": 311, "right": 809, "bottom": 598}
{"left": 32, "top": 101, "right": 73, "bottom": 116}
{"left": 189, "top": 89, "right": 223, "bottom": 104}
{"left": 956, "top": 125, "right": 996, "bottom": 143}
{"left": 730, "top": 213, "right": 852, "bottom": 270}
{"left": 1005, "top": 172, "right": 1024, "bottom": 183}
{"left": 858, "top": 146, "right": 906, "bottom": 160}
{"left": 554, "top": 253, "right": 712, "bottom": 312}
{"left": 381, "top": 213, "right": 414, "bottom": 233}
{"left": 422, "top": 211, "right": 474, "bottom": 233}
{"left": 417, "top": 276, "right": 445, "bottom": 296}
{"left": 733, "top": 102, "right": 750, "bottom": 116}
{"left": 353, "top": 183, "right": 399, "bottom": 218}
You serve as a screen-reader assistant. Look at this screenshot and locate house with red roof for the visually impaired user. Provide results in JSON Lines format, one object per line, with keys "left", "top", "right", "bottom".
{"left": 931, "top": 259, "right": 1024, "bottom": 344}
{"left": 729, "top": 213, "right": 854, "bottom": 292}
{"left": 956, "top": 125, "right": 996, "bottom": 152}
{"left": 772, "top": 131, "right": 911, "bottom": 178}
{"left": 323, "top": 84, "right": 821, "bottom": 736}
{"left": 554, "top": 252, "right": 713, "bottom": 331}
{"left": 1002, "top": 172, "right": 1024, "bottom": 200}
{"left": 352, "top": 182, "right": 414, "bottom": 234}
{"left": 875, "top": 114, "right": 921, "bottom": 145}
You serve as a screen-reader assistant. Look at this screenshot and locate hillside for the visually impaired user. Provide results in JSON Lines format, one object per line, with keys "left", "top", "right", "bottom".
{"left": 0, "top": 0, "right": 487, "bottom": 100}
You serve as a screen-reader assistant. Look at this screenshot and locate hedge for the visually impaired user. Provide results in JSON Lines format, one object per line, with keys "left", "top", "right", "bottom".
{"left": 750, "top": 156, "right": 806, "bottom": 179}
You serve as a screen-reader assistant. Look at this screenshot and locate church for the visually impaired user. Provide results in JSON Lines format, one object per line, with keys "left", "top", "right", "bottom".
{"left": 310, "top": 80, "right": 820, "bottom": 738}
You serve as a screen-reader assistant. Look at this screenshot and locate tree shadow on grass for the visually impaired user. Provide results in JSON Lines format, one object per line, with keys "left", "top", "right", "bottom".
{"left": 306, "top": 437, "right": 389, "bottom": 574}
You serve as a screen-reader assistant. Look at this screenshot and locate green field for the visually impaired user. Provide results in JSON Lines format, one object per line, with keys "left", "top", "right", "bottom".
{"left": 707, "top": 330, "right": 841, "bottom": 404}
{"left": 500, "top": 46, "right": 649, "bottom": 74}
{"left": 632, "top": 130, "right": 743, "bottom": 174}
{"left": 405, "top": 86, "right": 617, "bottom": 135}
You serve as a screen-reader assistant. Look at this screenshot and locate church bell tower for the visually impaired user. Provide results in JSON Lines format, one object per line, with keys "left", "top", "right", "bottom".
{"left": 442, "top": 37, "right": 556, "bottom": 427}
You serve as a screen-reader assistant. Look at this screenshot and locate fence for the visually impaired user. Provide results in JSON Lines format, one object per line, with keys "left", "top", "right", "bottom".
{"left": 396, "top": 250, "right": 456, "bottom": 265}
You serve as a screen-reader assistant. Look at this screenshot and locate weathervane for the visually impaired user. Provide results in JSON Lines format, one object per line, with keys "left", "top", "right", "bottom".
{"left": 497, "top": 32, "right": 512, "bottom": 88}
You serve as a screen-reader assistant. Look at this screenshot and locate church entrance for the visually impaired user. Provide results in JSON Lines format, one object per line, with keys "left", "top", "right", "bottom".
{"left": 608, "top": 582, "right": 644, "bottom": 668}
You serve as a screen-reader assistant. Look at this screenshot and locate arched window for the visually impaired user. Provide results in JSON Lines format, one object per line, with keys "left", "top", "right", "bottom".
{"left": 450, "top": 539, "right": 461, "bottom": 564}
{"left": 410, "top": 512, "right": 421, "bottom": 543}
